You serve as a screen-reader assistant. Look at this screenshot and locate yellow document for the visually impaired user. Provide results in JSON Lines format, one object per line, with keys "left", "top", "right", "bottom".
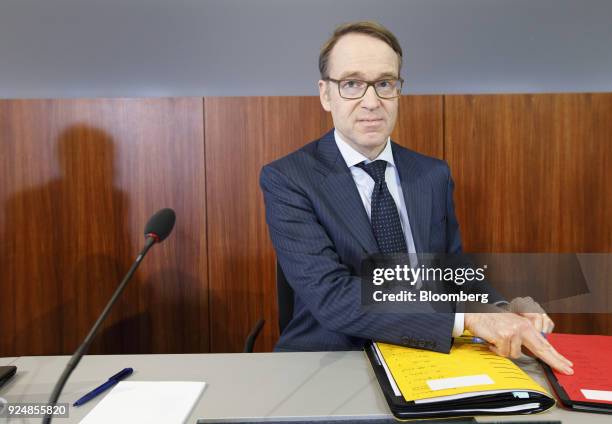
{"left": 376, "top": 338, "right": 550, "bottom": 402}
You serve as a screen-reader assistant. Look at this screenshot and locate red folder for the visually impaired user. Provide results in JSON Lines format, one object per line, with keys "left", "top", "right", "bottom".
{"left": 542, "top": 333, "right": 612, "bottom": 414}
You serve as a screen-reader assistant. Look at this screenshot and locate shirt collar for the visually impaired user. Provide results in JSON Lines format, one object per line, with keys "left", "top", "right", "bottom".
{"left": 334, "top": 129, "right": 394, "bottom": 168}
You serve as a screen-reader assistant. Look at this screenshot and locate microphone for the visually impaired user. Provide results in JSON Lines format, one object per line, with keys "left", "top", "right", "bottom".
{"left": 144, "top": 208, "right": 176, "bottom": 242}
{"left": 43, "top": 209, "right": 176, "bottom": 423}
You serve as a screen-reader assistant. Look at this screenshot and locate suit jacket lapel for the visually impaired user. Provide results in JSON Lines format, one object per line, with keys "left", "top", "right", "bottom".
{"left": 392, "top": 143, "right": 431, "bottom": 253}
{"left": 314, "top": 130, "right": 379, "bottom": 255}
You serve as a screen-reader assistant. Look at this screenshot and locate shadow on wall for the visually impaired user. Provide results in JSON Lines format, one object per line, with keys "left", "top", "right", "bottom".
{"left": 0, "top": 125, "right": 152, "bottom": 355}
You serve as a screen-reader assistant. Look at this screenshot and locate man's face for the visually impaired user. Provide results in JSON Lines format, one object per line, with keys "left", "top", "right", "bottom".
{"left": 319, "top": 33, "right": 400, "bottom": 158}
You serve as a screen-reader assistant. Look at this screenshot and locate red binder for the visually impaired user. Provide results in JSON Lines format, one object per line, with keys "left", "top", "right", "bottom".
{"left": 542, "top": 333, "right": 612, "bottom": 414}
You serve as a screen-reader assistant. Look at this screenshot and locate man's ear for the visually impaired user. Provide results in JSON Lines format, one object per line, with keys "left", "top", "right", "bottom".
{"left": 318, "top": 80, "right": 331, "bottom": 112}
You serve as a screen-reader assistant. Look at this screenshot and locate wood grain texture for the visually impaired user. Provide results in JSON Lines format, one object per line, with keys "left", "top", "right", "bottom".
{"left": 393, "top": 95, "right": 444, "bottom": 158}
{"left": 445, "top": 93, "right": 612, "bottom": 334}
{"left": 0, "top": 98, "right": 208, "bottom": 356}
{"left": 205, "top": 95, "right": 443, "bottom": 352}
{"left": 2, "top": 93, "right": 608, "bottom": 355}
{"left": 204, "top": 97, "right": 331, "bottom": 353}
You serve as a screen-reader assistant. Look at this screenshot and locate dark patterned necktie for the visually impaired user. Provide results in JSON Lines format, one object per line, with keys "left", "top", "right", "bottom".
{"left": 357, "top": 160, "right": 408, "bottom": 254}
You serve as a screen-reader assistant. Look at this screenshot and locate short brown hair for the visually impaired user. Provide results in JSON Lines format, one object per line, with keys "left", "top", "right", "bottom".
{"left": 319, "top": 21, "right": 403, "bottom": 79}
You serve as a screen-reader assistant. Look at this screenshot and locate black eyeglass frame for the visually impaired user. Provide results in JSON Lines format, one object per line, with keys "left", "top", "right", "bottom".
{"left": 324, "top": 77, "right": 404, "bottom": 99}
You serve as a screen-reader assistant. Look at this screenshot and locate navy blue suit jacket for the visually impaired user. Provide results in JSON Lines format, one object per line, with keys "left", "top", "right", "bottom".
{"left": 260, "top": 129, "right": 488, "bottom": 353}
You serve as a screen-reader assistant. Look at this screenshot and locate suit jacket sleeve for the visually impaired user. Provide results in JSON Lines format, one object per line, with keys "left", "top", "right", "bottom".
{"left": 260, "top": 163, "right": 455, "bottom": 353}
{"left": 445, "top": 170, "right": 462, "bottom": 255}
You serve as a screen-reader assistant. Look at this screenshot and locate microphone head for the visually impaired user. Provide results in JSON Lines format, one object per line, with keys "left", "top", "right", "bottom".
{"left": 144, "top": 208, "right": 176, "bottom": 242}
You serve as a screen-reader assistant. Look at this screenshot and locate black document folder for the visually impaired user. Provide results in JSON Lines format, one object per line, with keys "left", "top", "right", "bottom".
{"left": 0, "top": 366, "right": 17, "bottom": 389}
{"left": 542, "top": 364, "right": 612, "bottom": 415}
{"left": 365, "top": 341, "right": 555, "bottom": 420}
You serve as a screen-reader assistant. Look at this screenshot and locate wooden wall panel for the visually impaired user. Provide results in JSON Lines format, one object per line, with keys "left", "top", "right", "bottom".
{"left": 445, "top": 93, "right": 612, "bottom": 335}
{"left": 205, "top": 95, "right": 443, "bottom": 352}
{"left": 0, "top": 98, "right": 209, "bottom": 356}
{"left": 205, "top": 97, "right": 332, "bottom": 353}
{"left": 393, "top": 95, "right": 444, "bottom": 159}
{"left": 2, "top": 93, "right": 608, "bottom": 355}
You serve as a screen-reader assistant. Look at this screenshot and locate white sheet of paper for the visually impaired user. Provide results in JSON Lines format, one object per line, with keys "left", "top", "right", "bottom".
{"left": 581, "top": 389, "right": 612, "bottom": 402}
{"left": 79, "top": 381, "right": 206, "bottom": 424}
{"left": 427, "top": 374, "right": 494, "bottom": 391}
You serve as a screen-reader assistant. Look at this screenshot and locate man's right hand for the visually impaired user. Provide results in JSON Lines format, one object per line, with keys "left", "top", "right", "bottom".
{"left": 464, "top": 312, "right": 574, "bottom": 375}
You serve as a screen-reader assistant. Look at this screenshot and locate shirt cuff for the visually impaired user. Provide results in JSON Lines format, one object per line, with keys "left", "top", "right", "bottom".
{"left": 452, "top": 312, "right": 465, "bottom": 337}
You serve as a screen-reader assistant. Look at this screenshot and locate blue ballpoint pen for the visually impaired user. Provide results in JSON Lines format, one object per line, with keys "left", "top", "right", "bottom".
{"left": 73, "top": 367, "right": 133, "bottom": 406}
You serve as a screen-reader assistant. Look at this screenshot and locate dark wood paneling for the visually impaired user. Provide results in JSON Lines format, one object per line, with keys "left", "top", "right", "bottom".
{"left": 445, "top": 93, "right": 612, "bottom": 335}
{"left": 205, "top": 95, "right": 443, "bottom": 352}
{"left": 0, "top": 98, "right": 208, "bottom": 356}
{"left": 3, "top": 93, "right": 607, "bottom": 354}
{"left": 393, "top": 95, "right": 444, "bottom": 158}
{"left": 204, "top": 97, "right": 331, "bottom": 353}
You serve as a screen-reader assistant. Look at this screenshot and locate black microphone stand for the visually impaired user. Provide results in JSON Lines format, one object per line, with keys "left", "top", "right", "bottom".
{"left": 43, "top": 236, "right": 156, "bottom": 424}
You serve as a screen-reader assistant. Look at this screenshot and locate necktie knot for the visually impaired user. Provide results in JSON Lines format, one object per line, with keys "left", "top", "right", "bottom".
{"left": 357, "top": 160, "right": 387, "bottom": 184}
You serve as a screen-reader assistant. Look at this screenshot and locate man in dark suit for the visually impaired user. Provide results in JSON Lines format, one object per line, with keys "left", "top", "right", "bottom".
{"left": 260, "top": 21, "right": 573, "bottom": 375}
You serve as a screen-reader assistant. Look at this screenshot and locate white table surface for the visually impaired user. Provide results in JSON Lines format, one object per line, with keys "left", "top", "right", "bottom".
{"left": 0, "top": 351, "right": 609, "bottom": 423}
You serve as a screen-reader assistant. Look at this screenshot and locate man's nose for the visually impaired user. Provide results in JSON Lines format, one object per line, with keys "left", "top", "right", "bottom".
{"left": 360, "top": 85, "right": 380, "bottom": 109}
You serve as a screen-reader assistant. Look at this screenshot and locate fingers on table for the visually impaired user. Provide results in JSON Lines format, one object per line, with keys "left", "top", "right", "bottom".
{"left": 523, "top": 330, "right": 573, "bottom": 375}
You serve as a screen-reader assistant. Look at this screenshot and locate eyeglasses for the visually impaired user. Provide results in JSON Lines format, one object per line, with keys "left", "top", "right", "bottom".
{"left": 324, "top": 77, "right": 403, "bottom": 99}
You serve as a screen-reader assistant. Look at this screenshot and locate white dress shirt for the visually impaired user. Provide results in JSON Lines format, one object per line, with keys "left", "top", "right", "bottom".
{"left": 334, "top": 130, "right": 464, "bottom": 337}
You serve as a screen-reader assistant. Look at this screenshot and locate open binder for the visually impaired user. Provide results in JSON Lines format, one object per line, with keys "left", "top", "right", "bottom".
{"left": 365, "top": 338, "right": 555, "bottom": 419}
